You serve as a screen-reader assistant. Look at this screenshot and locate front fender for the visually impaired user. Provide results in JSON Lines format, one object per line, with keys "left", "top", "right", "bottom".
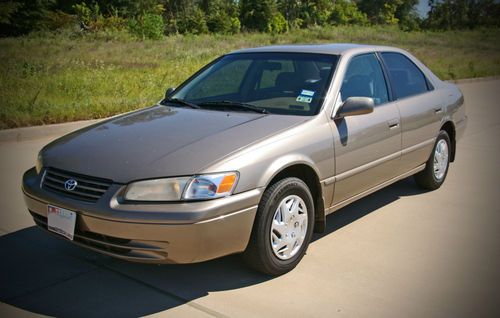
{"left": 259, "top": 154, "right": 321, "bottom": 188}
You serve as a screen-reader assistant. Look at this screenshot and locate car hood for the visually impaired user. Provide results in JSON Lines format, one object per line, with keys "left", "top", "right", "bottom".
{"left": 42, "top": 105, "right": 308, "bottom": 183}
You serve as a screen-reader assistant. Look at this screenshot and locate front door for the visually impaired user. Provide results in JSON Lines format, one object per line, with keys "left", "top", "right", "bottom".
{"left": 330, "top": 53, "right": 402, "bottom": 205}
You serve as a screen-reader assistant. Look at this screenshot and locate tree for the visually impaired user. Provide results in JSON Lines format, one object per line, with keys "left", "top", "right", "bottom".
{"left": 330, "top": 0, "right": 368, "bottom": 26}
{"left": 0, "top": 0, "right": 56, "bottom": 36}
{"left": 239, "top": 0, "right": 277, "bottom": 32}
{"left": 395, "top": 0, "right": 420, "bottom": 30}
{"left": 425, "top": 0, "right": 500, "bottom": 30}
{"left": 299, "top": 0, "right": 334, "bottom": 27}
{"left": 204, "top": 0, "right": 240, "bottom": 34}
{"left": 357, "top": 0, "right": 418, "bottom": 26}
{"left": 277, "top": 0, "right": 341, "bottom": 29}
{"left": 176, "top": 5, "right": 208, "bottom": 34}
{"left": 277, "top": 0, "right": 303, "bottom": 28}
{"left": 0, "top": 1, "right": 22, "bottom": 25}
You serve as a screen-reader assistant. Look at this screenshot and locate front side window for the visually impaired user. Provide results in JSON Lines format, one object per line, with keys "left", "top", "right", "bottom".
{"left": 171, "top": 52, "right": 339, "bottom": 116}
{"left": 340, "top": 53, "right": 389, "bottom": 106}
{"left": 381, "top": 52, "right": 430, "bottom": 99}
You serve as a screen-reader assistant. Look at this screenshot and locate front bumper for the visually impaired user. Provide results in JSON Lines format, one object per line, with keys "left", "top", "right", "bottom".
{"left": 23, "top": 167, "right": 262, "bottom": 264}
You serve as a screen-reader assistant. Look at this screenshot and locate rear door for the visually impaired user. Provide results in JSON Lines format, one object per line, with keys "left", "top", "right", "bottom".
{"left": 331, "top": 53, "right": 402, "bottom": 205}
{"left": 380, "top": 52, "right": 443, "bottom": 173}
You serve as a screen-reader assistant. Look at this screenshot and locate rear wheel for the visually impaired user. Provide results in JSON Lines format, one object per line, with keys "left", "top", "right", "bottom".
{"left": 243, "top": 177, "right": 314, "bottom": 276}
{"left": 414, "top": 130, "right": 451, "bottom": 190}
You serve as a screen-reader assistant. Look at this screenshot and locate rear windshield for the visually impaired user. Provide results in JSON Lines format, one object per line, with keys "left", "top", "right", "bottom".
{"left": 171, "top": 52, "right": 339, "bottom": 116}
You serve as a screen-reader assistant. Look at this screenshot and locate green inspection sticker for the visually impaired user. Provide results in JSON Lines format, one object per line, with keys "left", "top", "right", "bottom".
{"left": 296, "top": 95, "right": 313, "bottom": 103}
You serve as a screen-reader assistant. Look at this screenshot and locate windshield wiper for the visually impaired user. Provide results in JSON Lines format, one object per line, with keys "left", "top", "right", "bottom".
{"left": 198, "top": 101, "right": 268, "bottom": 114}
{"left": 161, "top": 98, "right": 201, "bottom": 109}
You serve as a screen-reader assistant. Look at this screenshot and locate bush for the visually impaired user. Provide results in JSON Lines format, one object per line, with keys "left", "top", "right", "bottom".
{"left": 73, "top": 2, "right": 98, "bottom": 27}
{"left": 267, "top": 13, "right": 288, "bottom": 34}
{"left": 207, "top": 12, "right": 241, "bottom": 34}
{"left": 398, "top": 14, "right": 421, "bottom": 32}
{"left": 176, "top": 7, "right": 208, "bottom": 35}
{"left": 44, "top": 10, "right": 77, "bottom": 31}
{"left": 230, "top": 17, "right": 241, "bottom": 34}
{"left": 142, "top": 13, "right": 164, "bottom": 39}
{"left": 330, "top": 0, "right": 368, "bottom": 26}
{"left": 128, "top": 13, "right": 165, "bottom": 40}
{"left": 103, "top": 15, "right": 127, "bottom": 31}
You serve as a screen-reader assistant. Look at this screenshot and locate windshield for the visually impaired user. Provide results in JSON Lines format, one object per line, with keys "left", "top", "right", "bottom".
{"left": 170, "top": 52, "right": 339, "bottom": 116}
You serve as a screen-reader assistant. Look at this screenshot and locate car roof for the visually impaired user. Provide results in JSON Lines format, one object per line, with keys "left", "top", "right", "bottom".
{"left": 230, "top": 43, "right": 400, "bottom": 56}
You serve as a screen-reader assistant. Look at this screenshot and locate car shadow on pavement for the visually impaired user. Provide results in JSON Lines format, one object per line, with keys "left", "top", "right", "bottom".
{"left": 0, "top": 178, "right": 426, "bottom": 317}
{"left": 313, "top": 177, "right": 426, "bottom": 242}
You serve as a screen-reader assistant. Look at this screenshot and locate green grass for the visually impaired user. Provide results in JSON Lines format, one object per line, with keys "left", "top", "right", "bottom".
{"left": 1, "top": 26, "right": 499, "bottom": 129}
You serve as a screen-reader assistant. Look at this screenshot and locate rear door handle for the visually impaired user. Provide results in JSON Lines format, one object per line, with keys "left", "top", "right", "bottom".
{"left": 388, "top": 118, "right": 400, "bottom": 129}
{"left": 434, "top": 107, "right": 443, "bottom": 114}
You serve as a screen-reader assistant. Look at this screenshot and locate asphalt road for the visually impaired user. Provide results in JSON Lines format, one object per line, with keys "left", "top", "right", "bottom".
{"left": 0, "top": 79, "right": 499, "bottom": 318}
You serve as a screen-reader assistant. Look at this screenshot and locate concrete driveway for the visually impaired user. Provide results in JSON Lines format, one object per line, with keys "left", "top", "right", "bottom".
{"left": 0, "top": 79, "right": 499, "bottom": 318}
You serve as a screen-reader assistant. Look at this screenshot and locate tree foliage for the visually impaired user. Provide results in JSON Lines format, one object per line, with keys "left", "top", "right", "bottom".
{"left": 0, "top": 0, "right": 498, "bottom": 38}
{"left": 239, "top": 0, "right": 277, "bottom": 32}
{"left": 330, "top": 0, "right": 368, "bottom": 26}
{"left": 425, "top": 0, "right": 500, "bottom": 29}
{"left": 205, "top": 0, "right": 240, "bottom": 34}
{"left": 129, "top": 13, "right": 164, "bottom": 39}
{"left": 0, "top": 0, "right": 56, "bottom": 36}
{"left": 357, "top": 0, "right": 419, "bottom": 26}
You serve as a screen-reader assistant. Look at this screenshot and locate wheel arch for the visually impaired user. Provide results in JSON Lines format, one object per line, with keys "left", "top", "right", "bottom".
{"left": 264, "top": 161, "right": 326, "bottom": 233}
{"left": 441, "top": 121, "right": 456, "bottom": 162}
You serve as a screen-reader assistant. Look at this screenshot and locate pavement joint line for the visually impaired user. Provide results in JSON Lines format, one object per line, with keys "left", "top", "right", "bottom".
{"left": 4, "top": 267, "right": 100, "bottom": 303}
{"left": 5, "top": 248, "right": 229, "bottom": 317}
{"left": 98, "top": 263, "right": 231, "bottom": 318}
{"left": 63, "top": 252, "right": 229, "bottom": 318}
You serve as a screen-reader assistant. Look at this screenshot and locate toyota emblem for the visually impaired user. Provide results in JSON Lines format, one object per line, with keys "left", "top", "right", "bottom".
{"left": 64, "top": 179, "right": 78, "bottom": 191}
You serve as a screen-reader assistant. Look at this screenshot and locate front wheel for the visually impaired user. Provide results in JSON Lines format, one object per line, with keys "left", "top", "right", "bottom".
{"left": 414, "top": 130, "right": 451, "bottom": 190}
{"left": 243, "top": 177, "right": 314, "bottom": 276}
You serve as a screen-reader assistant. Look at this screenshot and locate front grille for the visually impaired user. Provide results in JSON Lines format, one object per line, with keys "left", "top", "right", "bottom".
{"left": 42, "top": 168, "right": 112, "bottom": 202}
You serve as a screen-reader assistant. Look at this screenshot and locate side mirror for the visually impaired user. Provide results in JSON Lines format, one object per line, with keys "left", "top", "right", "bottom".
{"left": 165, "top": 87, "right": 176, "bottom": 99}
{"left": 335, "top": 97, "right": 374, "bottom": 118}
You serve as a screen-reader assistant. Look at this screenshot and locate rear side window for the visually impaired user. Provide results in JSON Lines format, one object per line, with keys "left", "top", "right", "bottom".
{"left": 381, "top": 52, "right": 430, "bottom": 99}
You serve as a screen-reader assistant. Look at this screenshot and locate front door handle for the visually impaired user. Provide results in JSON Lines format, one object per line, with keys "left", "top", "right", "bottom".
{"left": 388, "top": 118, "right": 400, "bottom": 129}
{"left": 434, "top": 107, "right": 443, "bottom": 114}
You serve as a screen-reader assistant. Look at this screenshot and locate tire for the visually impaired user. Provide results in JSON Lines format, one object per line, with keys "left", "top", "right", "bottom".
{"left": 243, "top": 177, "right": 315, "bottom": 276}
{"left": 414, "top": 130, "right": 451, "bottom": 190}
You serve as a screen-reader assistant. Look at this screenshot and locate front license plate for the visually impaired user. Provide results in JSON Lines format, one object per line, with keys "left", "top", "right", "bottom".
{"left": 47, "top": 205, "right": 76, "bottom": 240}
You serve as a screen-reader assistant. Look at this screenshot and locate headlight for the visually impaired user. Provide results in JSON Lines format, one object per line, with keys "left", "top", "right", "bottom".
{"left": 184, "top": 172, "right": 238, "bottom": 200}
{"left": 123, "top": 172, "right": 238, "bottom": 202}
{"left": 124, "top": 177, "right": 191, "bottom": 201}
{"left": 35, "top": 152, "right": 43, "bottom": 174}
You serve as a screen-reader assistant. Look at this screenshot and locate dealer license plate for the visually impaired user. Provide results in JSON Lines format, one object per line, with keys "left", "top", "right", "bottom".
{"left": 47, "top": 205, "right": 76, "bottom": 240}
